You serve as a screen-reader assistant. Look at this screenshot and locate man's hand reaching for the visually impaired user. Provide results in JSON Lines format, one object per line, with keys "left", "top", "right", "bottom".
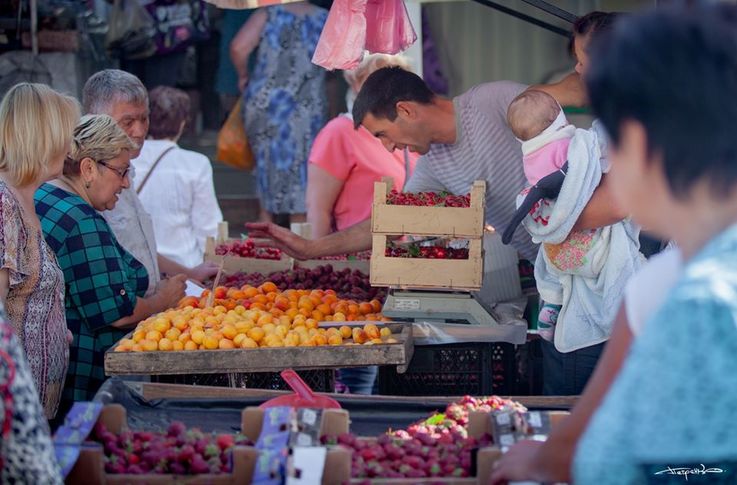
{"left": 245, "top": 222, "right": 315, "bottom": 260}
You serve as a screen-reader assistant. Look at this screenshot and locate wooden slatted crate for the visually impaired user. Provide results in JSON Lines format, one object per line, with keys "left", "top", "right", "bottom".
{"left": 105, "top": 323, "right": 414, "bottom": 376}
{"left": 370, "top": 180, "right": 486, "bottom": 291}
{"left": 204, "top": 236, "right": 294, "bottom": 274}
{"left": 371, "top": 180, "right": 486, "bottom": 238}
{"left": 370, "top": 237, "right": 483, "bottom": 290}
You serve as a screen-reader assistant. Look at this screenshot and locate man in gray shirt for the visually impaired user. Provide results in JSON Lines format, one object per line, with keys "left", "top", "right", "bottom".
{"left": 248, "top": 67, "right": 624, "bottom": 262}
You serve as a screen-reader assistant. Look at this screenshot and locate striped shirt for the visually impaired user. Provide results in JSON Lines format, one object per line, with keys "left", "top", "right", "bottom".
{"left": 405, "top": 81, "right": 537, "bottom": 261}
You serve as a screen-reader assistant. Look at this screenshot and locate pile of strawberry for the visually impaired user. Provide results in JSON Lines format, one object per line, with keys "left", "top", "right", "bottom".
{"left": 325, "top": 395, "right": 524, "bottom": 480}
{"left": 386, "top": 190, "right": 471, "bottom": 207}
{"left": 329, "top": 430, "right": 489, "bottom": 480}
{"left": 385, "top": 245, "right": 469, "bottom": 259}
{"left": 214, "top": 239, "right": 282, "bottom": 260}
{"left": 93, "top": 421, "right": 252, "bottom": 475}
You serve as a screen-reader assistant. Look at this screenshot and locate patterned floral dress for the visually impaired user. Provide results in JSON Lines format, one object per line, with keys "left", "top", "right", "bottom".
{"left": 35, "top": 184, "right": 149, "bottom": 418}
{"left": 0, "top": 307, "right": 62, "bottom": 483}
{"left": 0, "top": 181, "right": 68, "bottom": 419}
{"left": 244, "top": 5, "right": 328, "bottom": 215}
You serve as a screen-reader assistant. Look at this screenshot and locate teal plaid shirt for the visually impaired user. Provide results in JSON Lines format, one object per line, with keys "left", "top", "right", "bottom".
{"left": 34, "top": 184, "right": 148, "bottom": 412}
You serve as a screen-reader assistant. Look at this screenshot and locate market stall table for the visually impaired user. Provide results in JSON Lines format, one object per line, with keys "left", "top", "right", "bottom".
{"left": 95, "top": 378, "right": 577, "bottom": 436}
{"left": 104, "top": 322, "right": 413, "bottom": 381}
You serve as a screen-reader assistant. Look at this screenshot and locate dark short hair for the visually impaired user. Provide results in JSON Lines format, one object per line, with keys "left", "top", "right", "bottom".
{"left": 587, "top": 4, "right": 737, "bottom": 199}
{"left": 352, "top": 67, "right": 434, "bottom": 129}
{"left": 568, "top": 11, "right": 620, "bottom": 56}
{"left": 148, "top": 86, "right": 191, "bottom": 139}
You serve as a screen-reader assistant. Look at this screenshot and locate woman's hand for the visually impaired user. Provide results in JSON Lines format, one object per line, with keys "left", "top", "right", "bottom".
{"left": 155, "top": 274, "right": 187, "bottom": 311}
{"left": 187, "top": 261, "right": 220, "bottom": 285}
{"left": 490, "top": 440, "right": 545, "bottom": 484}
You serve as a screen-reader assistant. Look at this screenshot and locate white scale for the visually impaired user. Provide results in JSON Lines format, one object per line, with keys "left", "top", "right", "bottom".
{"left": 382, "top": 289, "right": 527, "bottom": 344}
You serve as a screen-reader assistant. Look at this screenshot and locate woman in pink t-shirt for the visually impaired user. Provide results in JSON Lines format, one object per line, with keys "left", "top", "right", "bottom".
{"left": 307, "top": 54, "right": 418, "bottom": 238}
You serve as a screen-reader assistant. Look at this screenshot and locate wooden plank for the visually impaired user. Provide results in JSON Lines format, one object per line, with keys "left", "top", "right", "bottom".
{"left": 105, "top": 325, "right": 412, "bottom": 376}
{"left": 397, "top": 323, "right": 414, "bottom": 374}
{"left": 371, "top": 180, "right": 486, "bottom": 237}
{"left": 134, "top": 382, "right": 578, "bottom": 410}
{"left": 370, "top": 235, "right": 483, "bottom": 290}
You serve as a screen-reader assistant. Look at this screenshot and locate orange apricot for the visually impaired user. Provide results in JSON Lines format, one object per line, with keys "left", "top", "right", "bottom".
{"left": 260, "top": 281, "right": 278, "bottom": 294}
{"left": 219, "top": 338, "right": 236, "bottom": 350}
{"left": 358, "top": 302, "right": 374, "bottom": 315}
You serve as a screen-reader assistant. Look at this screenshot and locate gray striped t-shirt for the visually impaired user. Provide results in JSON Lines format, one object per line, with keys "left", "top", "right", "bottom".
{"left": 405, "top": 81, "right": 537, "bottom": 261}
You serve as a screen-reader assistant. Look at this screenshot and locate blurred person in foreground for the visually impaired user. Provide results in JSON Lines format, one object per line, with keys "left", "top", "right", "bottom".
{"left": 0, "top": 305, "right": 62, "bottom": 483}
{"left": 495, "top": 4, "right": 737, "bottom": 483}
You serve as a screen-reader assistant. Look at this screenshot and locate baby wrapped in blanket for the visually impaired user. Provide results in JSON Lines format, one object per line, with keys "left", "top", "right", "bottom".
{"left": 505, "top": 90, "right": 644, "bottom": 352}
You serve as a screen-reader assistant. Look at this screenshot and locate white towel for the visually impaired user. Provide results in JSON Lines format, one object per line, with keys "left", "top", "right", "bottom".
{"left": 517, "top": 123, "right": 645, "bottom": 352}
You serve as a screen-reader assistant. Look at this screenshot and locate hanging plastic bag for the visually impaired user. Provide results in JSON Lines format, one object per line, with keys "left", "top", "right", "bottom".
{"left": 106, "top": 0, "right": 157, "bottom": 60}
{"left": 365, "top": 0, "right": 417, "bottom": 54}
{"left": 312, "top": 0, "right": 367, "bottom": 71}
{"left": 216, "top": 98, "right": 255, "bottom": 171}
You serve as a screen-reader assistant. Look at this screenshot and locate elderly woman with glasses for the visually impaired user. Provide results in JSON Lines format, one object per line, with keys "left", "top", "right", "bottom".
{"left": 34, "top": 114, "right": 185, "bottom": 417}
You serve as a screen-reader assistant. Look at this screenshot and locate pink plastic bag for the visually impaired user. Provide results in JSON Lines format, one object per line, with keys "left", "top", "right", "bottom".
{"left": 312, "top": 0, "right": 367, "bottom": 70}
{"left": 312, "top": 0, "right": 417, "bottom": 70}
{"left": 365, "top": 0, "right": 417, "bottom": 55}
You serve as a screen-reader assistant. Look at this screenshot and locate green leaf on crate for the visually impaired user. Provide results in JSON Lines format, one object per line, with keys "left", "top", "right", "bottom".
{"left": 423, "top": 413, "right": 447, "bottom": 426}
{"left": 408, "top": 244, "right": 421, "bottom": 258}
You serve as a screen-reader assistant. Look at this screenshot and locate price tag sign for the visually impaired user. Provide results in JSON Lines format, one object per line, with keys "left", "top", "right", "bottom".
{"left": 286, "top": 447, "right": 328, "bottom": 485}
{"left": 489, "top": 408, "right": 554, "bottom": 452}
{"left": 394, "top": 298, "right": 421, "bottom": 311}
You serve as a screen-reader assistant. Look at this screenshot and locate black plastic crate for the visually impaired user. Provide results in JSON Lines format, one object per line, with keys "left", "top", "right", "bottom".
{"left": 153, "top": 369, "right": 335, "bottom": 392}
{"left": 378, "top": 342, "right": 517, "bottom": 396}
{"left": 516, "top": 336, "right": 544, "bottom": 396}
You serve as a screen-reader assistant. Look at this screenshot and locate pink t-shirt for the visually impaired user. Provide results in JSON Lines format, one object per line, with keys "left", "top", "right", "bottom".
{"left": 309, "top": 115, "right": 418, "bottom": 231}
{"left": 523, "top": 137, "right": 570, "bottom": 185}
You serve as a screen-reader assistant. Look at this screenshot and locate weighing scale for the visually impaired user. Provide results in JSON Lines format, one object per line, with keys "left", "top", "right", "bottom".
{"left": 383, "top": 289, "right": 497, "bottom": 325}
{"left": 381, "top": 289, "right": 528, "bottom": 345}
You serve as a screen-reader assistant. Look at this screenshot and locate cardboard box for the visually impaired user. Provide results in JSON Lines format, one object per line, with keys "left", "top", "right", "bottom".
{"left": 66, "top": 404, "right": 257, "bottom": 484}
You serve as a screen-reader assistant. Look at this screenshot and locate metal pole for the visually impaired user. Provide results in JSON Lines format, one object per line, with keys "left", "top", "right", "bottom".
{"left": 30, "top": 0, "right": 38, "bottom": 56}
{"left": 519, "top": 0, "right": 577, "bottom": 24}
{"left": 470, "top": 0, "right": 570, "bottom": 37}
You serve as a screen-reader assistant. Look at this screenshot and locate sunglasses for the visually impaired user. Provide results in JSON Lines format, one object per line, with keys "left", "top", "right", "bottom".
{"left": 97, "top": 160, "right": 130, "bottom": 180}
